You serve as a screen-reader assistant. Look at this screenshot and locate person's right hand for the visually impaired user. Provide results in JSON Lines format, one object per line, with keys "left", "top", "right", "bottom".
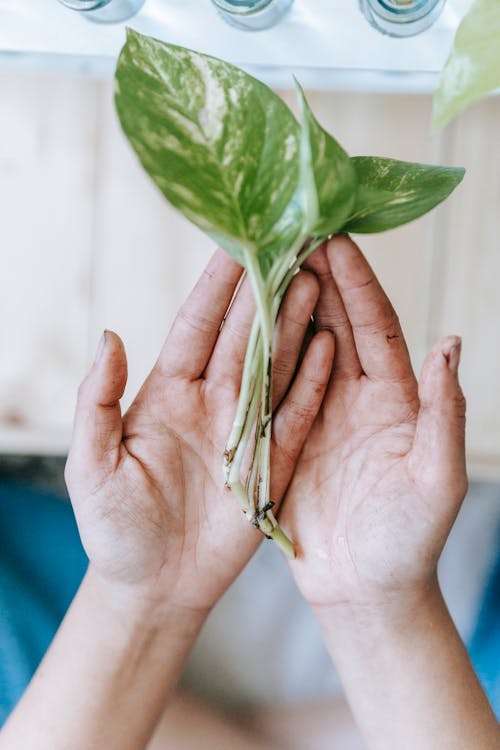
{"left": 280, "top": 235, "right": 467, "bottom": 611}
{"left": 65, "top": 249, "right": 334, "bottom": 614}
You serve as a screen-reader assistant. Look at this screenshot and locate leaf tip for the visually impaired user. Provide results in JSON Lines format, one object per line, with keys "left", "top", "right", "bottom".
{"left": 454, "top": 165, "right": 466, "bottom": 185}
{"left": 445, "top": 164, "right": 466, "bottom": 188}
{"left": 293, "top": 76, "right": 307, "bottom": 114}
{"left": 124, "top": 25, "right": 139, "bottom": 44}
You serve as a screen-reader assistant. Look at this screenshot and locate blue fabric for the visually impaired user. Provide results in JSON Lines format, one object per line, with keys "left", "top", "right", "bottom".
{"left": 0, "top": 480, "right": 87, "bottom": 725}
{"left": 469, "top": 522, "right": 500, "bottom": 719}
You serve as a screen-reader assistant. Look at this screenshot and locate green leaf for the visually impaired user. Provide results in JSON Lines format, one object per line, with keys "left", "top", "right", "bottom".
{"left": 342, "top": 157, "right": 465, "bottom": 234}
{"left": 295, "top": 81, "right": 356, "bottom": 236}
{"left": 115, "top": 28, "right": 303, "bottom": 273}
{"left": 432, "top": 0, "right": 500, "bottom": 131}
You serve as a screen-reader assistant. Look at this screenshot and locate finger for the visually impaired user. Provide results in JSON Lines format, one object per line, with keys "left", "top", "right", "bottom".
{"left": 157, "top": 249, "right": 243, "bottom": 380}
{"left": 411, "top": 336, "right": 468, "bottom": 502}
{"left": 272, "top": 270, "right": 320, "bottom": 406}
{"left": 296, "top": 319, "right": 316, "bottom": 373}
{"left": 207, "top": 270, "right": 320, "bottom": 395}
{"left": 66, "top": 330, "right": 127, "bottom": 484}
{"left": 326, "top": 235, "right": 414, "bottom": 383}
{"left": 204, "top": 275, "right": 255, "bottom": 386}
{"left": 303, "top": 244, "right": 361, "bottom": 380}
{"left": 270, "top": 330, "right": 335, "bottom": 501}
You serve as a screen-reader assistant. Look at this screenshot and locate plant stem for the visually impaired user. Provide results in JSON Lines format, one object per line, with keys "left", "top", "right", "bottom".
{"left": 266, "top": 522, "right": 296, "bottom": 559}
{"left": 245, "top": 397, "right": 263, "bottom": 510}
{"left": 243, "top": 250, "right": 296, "bottom": 555}
{"left": 272, "top": 235, "right": 324, "bottom": 308}
{"left": 223, "top": 313, "right": 261, "bottom": 482}
{"left": 230, "top": 480, "right": 251, "bottom": 513}
{"left": 224, "top": 234, "right": 327, "bottom": 556}
{"left": 244, "top": 251, "right": 274, "bottom": 514}
{"left": 228, "top": 361, "right": 262, "bottom": 514}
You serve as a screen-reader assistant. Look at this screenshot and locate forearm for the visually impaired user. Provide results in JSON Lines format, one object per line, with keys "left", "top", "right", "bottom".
{"left": 315, "top": 579, "right": 500, "bottom": 750}
{"left": 0, "top": 566, "right": 206, "bottom": 750}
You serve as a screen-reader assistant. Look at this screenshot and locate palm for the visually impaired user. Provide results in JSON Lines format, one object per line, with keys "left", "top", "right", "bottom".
{"left": 281, "top": 238, "right": 466, "bottom": 607}
{"left": 67, "top": 250, "right": 334, "bottom": 611}
{"left": 284, "top": 377, "right": 423, "bottom": 603}
{"left": 116, "top": 377, "right": 259, "bottom": 610}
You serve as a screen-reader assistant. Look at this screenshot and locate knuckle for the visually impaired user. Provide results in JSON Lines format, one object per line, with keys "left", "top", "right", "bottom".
{"left": 273, "top": 352, "right": 296, "bottom": 378}
{"left": 343, "top": 270, "right": 376, "bottom": 294}
{"left": 272, "top": 423, "right": 300, "bottom": 466}
{"left": 304, "top": 371, "right": 329, "bottom": 392}
{"left": 282, "top": 307, "right": 313, "bottom": 329}
{"left": 202, "top": 267, "right": 216, "bottom": 282}
{"left": 225, "top": 319, "right": 251, "bottom": 343}
{"left": 288, "top": 397, "right": 317, "bottom": 423}
{"left": 321, "top": 310, "right": 349, "bottom": 329}
{"left": 356, "top": 308, "right": 400, "bottom": 338}
{"left": 278, "top": 441, "right": 299, "bottom": 467}
{"left": 177, "top": 305, "right": 219, "bottom": 336}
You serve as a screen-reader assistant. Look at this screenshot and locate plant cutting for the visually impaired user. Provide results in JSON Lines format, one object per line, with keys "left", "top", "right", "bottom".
{"left": 115, "top": 29, "right": 464, "bottom": 558}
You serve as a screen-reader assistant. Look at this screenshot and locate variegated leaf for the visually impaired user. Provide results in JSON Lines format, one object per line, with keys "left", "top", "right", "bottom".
{"left": 115, "top": 29, "right": 303, "bottom": 274}
{"left": 342, "top": 157, "right": 465, "bottom": 233}
{"left": 295, "top": 81, "right": 356, "bottom": 236}
{"left": 433, "top": 0, "right": 500, "bottom": 131}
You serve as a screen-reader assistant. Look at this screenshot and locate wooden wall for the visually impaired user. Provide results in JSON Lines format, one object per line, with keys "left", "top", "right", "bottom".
{"left": 0, "top": 71, "right": 499, "bottom": 477}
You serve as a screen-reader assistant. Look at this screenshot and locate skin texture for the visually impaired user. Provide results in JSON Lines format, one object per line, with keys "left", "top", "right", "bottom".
{"left": 278, "top": 235, "right": 500, "bottom": 749}
{"left": 144, "top": 235, "right": 499, "bottom": 750}
{"left": 2, "top": 238, "right": 498, "bottom": 750}
{"left": 281, "top": 234, "right": 468, "bottom": 607}
{"left": 0, "top": 249, "right": 335, "bottom": 750}
{"left": 65, "top": 249, "right": 334, "bottom": 613}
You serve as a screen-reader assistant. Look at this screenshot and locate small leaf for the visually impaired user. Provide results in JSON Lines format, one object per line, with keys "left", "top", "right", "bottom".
{"left": 342, "top": 157, "right": 465, "bottom": 234}
{"left": 295, "top": 81, "right": 356, "bottom": 236}
{"left": 432, "top": 0, "right": 500, "bottom": 131}
{"left": 115, "top": 29, "right": 303, "bottom": 273}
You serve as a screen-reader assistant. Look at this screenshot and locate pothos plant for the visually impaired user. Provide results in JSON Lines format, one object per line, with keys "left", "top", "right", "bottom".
{"left": 115, "top": 28, "right": 464, "bottom": 558}
{"left": 433, "top": 0, "right": 500, "bottom": 130}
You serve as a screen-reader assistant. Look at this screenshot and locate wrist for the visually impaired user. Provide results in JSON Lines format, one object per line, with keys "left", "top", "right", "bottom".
{"left": 84, "top": 564, "right": 209, "bottom": 642}
{"left": 312, "top": 574, "right": 444, "bottom": 640}
{"left": 309, "top": 575, "right": 500, "bottom": 750}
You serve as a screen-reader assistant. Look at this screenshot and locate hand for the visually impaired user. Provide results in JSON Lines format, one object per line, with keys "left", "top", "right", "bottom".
{"left": 280, "top": 235, "right": 467, "bottom": 610}
{"left": 65, "top": 250, "right": 334, "bottom": 612}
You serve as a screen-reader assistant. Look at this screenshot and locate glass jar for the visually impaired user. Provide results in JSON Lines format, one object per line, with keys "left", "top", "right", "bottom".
{"left": 57, "top": 0, "right": 145, "bottom": 23}
{"left": 211, "top": 0, "right": 294, "bottom": 31}
{"left": 359, "top": 0, "right": 446, "bottom": 37}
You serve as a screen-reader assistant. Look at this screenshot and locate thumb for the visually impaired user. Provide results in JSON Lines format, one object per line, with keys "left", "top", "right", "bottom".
{"left": 66, "top": 330, "right": 128, "bottom": 487}
{"left": 411, "top": 335, "right": 467, "bottom": 499}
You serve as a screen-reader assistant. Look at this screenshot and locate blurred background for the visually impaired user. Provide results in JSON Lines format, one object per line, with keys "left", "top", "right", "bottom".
{"left": 1, "top": 0, "right": 499, "bottom": 733}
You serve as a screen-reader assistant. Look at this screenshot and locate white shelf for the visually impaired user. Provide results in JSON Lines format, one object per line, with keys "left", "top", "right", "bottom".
{"left": 0, "top": 0, "right": 472, "bottom": 89}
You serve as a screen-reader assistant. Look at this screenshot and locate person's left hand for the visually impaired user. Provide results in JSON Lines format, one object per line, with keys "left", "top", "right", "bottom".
{"left": 279, "top": 236, "right": 467, "bottom": 613}
{"left": 65, "top": 249, "right": 334, "bottom": 613}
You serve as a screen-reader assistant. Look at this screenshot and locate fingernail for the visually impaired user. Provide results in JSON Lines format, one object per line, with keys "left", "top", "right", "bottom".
{"left": 94, "top": 331, "right": 106, "bottom": 363}
{"left": 448, "top": 338, "right": 462, "bottom": 374}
